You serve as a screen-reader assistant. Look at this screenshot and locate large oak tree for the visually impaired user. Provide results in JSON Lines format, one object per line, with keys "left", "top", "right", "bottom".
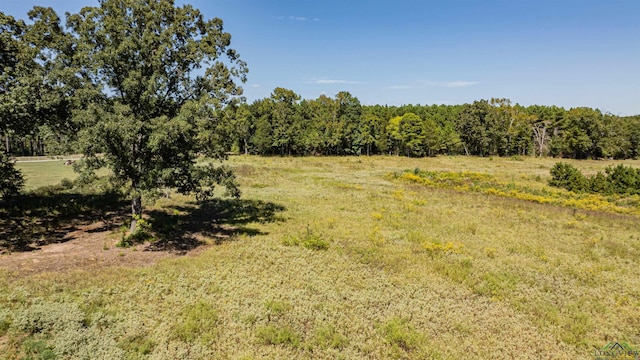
{"left": 67, "top": 0, "right": 248, "bottom": 232}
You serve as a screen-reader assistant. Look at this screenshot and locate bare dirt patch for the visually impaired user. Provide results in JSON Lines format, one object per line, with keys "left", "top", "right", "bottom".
{"left": 0, "top": 221, "right": 207, "bottom": 280}
{"left": 0, "top": 197, "right": 285, "bottom": 280}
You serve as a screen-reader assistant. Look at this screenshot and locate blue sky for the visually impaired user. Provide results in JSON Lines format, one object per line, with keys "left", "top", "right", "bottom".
{"left": 4, "top": 0, "right": 640, "bottom": 115}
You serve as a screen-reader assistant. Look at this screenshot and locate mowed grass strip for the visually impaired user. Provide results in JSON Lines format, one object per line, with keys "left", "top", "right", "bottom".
{"left": 1, "top": 155, "right": 639, "bottom": 359}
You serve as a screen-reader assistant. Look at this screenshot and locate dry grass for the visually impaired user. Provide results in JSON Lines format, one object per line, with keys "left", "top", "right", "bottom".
{"left": 1, "top": 155, "right": 639, "bottom": 359}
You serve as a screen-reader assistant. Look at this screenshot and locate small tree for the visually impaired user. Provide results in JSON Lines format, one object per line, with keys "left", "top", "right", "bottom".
{"left": 0, "top": 150, "right": 24, "bottom": 198}
{"left": 66, "top": 0, "right": 248, "bottom": 233}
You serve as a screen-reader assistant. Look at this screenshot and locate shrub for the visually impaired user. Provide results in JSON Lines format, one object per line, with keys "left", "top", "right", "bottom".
{"left": 118, "top": 216, "right": 153, "bottom": 247}
{"left": 549, "top": 163, "right": 640, "bottom": 196}
{"left": 60, "top": 178, "right": 75, "bottom": 190}
{"left": 475, "top": 271, "right": 519, "bottom": 299}
{"left": 548, "top": 163, "right": 587, "bottom": 192}
{"left": 604, "top": 164, "right": 640, "bottom": 195}
{"left": 588, "top": 171, "right": 612, "bottom": 194}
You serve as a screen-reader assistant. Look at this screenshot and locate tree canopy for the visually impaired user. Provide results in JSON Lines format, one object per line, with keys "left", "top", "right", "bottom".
{"left": 0, "top": 8, "right": 74, "bottom": 197}
{"left": 216, "top": 92, "right": 638, "bottom": 160}
{"left": 60, "top": 0, "right": 247, "bottom": 232}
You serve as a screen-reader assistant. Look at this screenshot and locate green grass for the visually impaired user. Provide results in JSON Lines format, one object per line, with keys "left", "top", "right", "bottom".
{"left": 16, "top": 160, "right": 79, "bottom": 191}
{"left": 15, "top": 158, "right": 110, "bottom": 191}
{"left": 2, "top": 155, "right": 639, "bottom": 359}
{"left": 395, "top": 168, "right": 640, "bottom": 214}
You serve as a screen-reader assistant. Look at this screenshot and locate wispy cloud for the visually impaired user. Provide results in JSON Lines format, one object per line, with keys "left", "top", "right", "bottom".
{"left": 251, "top": 84, "right": 261, "bottom": 88}
{"left": 445, "top": 81, "right": 479, "bottom": 88}
{"left": 277, "top": 16, "right": 315, "bottom": 21}
{"left": 311, "top": 78, "right": 360, "bottom": 85}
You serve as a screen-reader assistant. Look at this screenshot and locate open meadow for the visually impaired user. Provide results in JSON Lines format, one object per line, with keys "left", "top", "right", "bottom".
{"left": 1, "top": 155, "right": 639, "bottom": 359}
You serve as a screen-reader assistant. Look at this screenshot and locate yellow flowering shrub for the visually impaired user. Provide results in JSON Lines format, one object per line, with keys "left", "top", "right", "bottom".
{"left": 422, "top": 240, "right": 464, "bottom": 254}
{"left": 395, "top": 169, "right": 640, "bottom": 215}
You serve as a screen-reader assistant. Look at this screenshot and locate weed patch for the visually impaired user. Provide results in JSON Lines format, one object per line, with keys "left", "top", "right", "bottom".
{"left": 421, "top": 240, "right": 464, "bottom": 254}
{"left": 395, "top": 169, "right": 640, "bottom": 215}
{"left": 264, "top": 300, "right": 292, "bottom": 320}
{"left": 21, "top": 338, "right": 56, "bottom": 360}
{"left": 379, "top": 317, "right": 424, "bottom": 353}
{"left": 312, "top": 324, "right": 349, "bottom": 350}
{"left": 118, "top": 333, "right": 155, "bottom": 355}
{"left": 256, "top": 324, "right": 301, "bottom": 347}
{"left": 283, "top": 226, "right": 330, "bottom": 250}
{"left": 172, "top": 301, "right": 219, "bottom": 344}
{"left": 7, "top": 301, "right": 124, "bottom": 359}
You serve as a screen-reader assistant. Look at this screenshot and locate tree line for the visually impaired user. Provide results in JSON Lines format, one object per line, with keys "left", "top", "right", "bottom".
{"left": 6, "top": 85, "right": 638, "bottom": 160}
{"left": 223, "top": 89, "right": 639, "bottom": 159}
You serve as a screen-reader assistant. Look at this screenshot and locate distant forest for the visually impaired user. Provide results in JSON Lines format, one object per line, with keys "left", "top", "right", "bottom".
{"left": 2, "top": 6, "right": 639, "bottom": 161}
{"left": 235, "top": 89, "right": 640, "bottom": 159}
{"left": 5, "top": 87, "right": 640, "bottom": 160}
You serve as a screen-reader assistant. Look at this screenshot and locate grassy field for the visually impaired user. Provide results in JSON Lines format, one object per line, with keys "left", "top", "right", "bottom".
{"left": 16, "top": 160, "right": 79, "bottom": 191}
{"left": 2, "top": 155, "right": 639, "bottom": 359}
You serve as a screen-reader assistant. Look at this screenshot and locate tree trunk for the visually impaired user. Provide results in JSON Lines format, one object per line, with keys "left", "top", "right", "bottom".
{"left": 129, "top": 130, "right": 144, "bottom": 233}
{"left": 130, "top": 195, "right": 142, "bottom": 233}
{"left": 38, "top": 137, "right": 44, "bottom": 155}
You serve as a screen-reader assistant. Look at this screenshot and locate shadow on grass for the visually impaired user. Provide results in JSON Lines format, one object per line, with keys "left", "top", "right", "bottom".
{"left": 0, "top": 190, "right": 129, "bottom": 253}
{"left": 0, "top": 187, "right": 286, "bottom": 255}
{"left": 145, "top": 198, "right": 287, "bottom": 253}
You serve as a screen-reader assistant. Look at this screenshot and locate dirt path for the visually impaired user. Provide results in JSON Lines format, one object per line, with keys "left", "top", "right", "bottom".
{"left": 0, "top": 221, "right": 204, "bottom": 279}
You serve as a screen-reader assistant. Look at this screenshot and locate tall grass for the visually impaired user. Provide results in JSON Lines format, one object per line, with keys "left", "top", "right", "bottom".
{"left": 2, "top": 155, "right": 639, "bottom": 359}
